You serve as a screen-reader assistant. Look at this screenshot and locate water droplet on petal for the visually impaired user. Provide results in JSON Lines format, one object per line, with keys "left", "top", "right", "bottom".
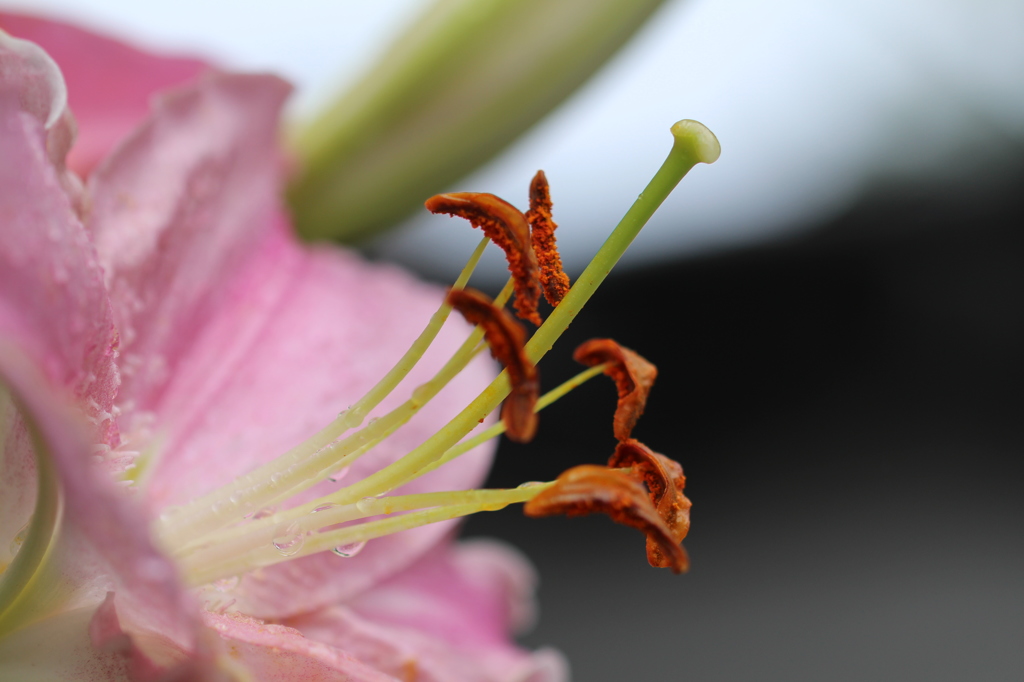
{"left": 355, "top": 497, "right": 376, "bottom": 514}
{"left": 252, "top": 506, "right": 277, "bottom": 520}
{"left": 229, "top": 494, "right": 256, "bottom": 518}
{"left": 327, "top": 467, "right": 349, "bottom": 483}
{"left": 339, "top": 407, "right": 364, "bottom": 429}
{"left": 311, "top": 504, "right": 336, "bottom": 514}
{"left": 332, "top": 540, "right": 366, "bottom": 558}
{"left": 272, "top": 521, "right": 305, "bottom": 557}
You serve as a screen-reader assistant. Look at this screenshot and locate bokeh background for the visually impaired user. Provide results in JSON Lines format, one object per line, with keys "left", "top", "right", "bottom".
{"left": 7, "top": 0, "right": 1023, "bottom": 679}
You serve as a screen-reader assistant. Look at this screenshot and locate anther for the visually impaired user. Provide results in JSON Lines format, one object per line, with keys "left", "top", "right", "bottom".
{"left": 524, "top": 463, "right": 689, "bottom": 573}
{"left": 426, "top": 192, "right": 542, "bottom": 325}
{"left": 573, "top": 339, "right": 657, "bottom": 441}
{"left": 525, "top": 170, "right": 570, "bottom": 306}
{"left": 447, "top": 288, "right": 539, "bottom": 442}
{"left": 608, "top": 439, "right": 691, "bottom": 570}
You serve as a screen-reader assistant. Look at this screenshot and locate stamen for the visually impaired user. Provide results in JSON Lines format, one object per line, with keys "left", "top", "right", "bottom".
{"left": 607, "top": 439, "right": 691, "bottom": 569}
{"left": 425, "top": 192, "right": 542, "bottom": 325}
{"left": 447, "top": 288, "right": 539, "bottom": 443}
{"left": 156, "top": 118, "right": 717, "bottom": 585}
{"left": 574, "top": 339, "right": 657, "bottom": 441}
{"left": 524, "top": 464, "right": 689, "bottom": 573}
{"left": 181, "top": 362, "right": 610, "bottom": 572}
{"left": 168, "top": 280, "right": 521, "bottom": 558}
{"left": 157, "top": 236, "right": 494, "bottom": 551}
{"left": 180, "top": 484, "right": 554, "bottom": 586}
{"left": 525, "top": 170, "right": 570, "bottom": 306}
{"left": 268, "top": 120, "right": 718, "bottom": 516}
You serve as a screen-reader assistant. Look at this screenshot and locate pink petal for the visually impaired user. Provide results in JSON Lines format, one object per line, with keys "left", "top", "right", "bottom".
{"left": 288, "top": 540, "right": 568, "bottom": 682}
{"left": 86, "top": 70, "right": 497, "bottom": 616}
{"left": 90, "top": 592, "right": 190, "bottom": 681}
{"left": 203, "top": 611, "right": 398, "bottom": 682}
{"left": 0, "top": 342, "right": 196, "bottom": 665}
{"left": 85, "top": 71, "right": 291, "bottom": 427}
{"left": 0, "top": 53, "right": 196, "bottom": 672}
{"left": 0, "top": 11, "right": 208, "bottom": 177}
{"left": 0, "top": 73, "right": 118, "bottom": 567}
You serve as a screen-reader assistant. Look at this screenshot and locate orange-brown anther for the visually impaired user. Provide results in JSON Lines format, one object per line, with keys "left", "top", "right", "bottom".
{"left": 524, "top": 170, "right": 570, "bottom": 307}
{"left": 608, "top": 439, "right": 692, "bottom": 569}
{"left": 446, "top": 288, "right": 539, "bottom": 442}
{"left": 525, "top": 464, "right": 689, "bottom": 573}
{"left": 573, "top": 339, "right": 657, "bottom": 441}
{"left": 426, "top": 192, "right": 542, "bottom": 326}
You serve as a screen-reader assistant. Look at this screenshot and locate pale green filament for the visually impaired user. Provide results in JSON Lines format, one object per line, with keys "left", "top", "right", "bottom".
{"left": 167, "top": 276, "right": 515, "bottom": 555}
{"left": 416, "top": 362, "right": 609, "bottom": 476}
{"left": 157, "top": 236, "right": 491, "bottom": 550}
{"left": 181, "top": 484, "right": 553, "bottom": 586}
{"left": 170, "top": 363, "right": 607, "bottom": 564}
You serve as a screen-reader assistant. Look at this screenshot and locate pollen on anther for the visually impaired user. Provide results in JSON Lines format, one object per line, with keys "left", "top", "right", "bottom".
{"left": 574, "top": 339, "right": 657, "bottom": 441}
{"left": 524, "top": 464, "right": 689, "bottom": 573}
{"left": 608, "top": 439, "right": 692, "bottom": 569}
{"left": 525, "top": 170, "right": 570, "bottom": 307}
{"left": 426, "top": 192, "right": 542, "bottom": 325}
{"left": 447, "top": 288, "right": 539, "bottom": 442}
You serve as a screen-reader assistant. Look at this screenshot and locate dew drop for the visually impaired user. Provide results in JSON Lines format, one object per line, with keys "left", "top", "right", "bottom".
{"left": 327, "top": 467, "right": 350, "bottom": 483}
{"left": 339, "top": 408, "right": 364, "bottom": 429}
{"left": 270, "top": 472, "right": 286, "bottom": 487}
{"left": 252, "top": 506, "right": 277, "bottom": 520}
{"left": 332, "top": 540, "right": 366, "bottom": 558}
{"left": 271, "top": 521, "right": 305, "bottom": 557}
{"left": 229, "top": 494, "right": 255, "bottom": 517}
{"left": 355, "top": 497, "right": 376, "bottom": 515}
{"left": 311, "top": 504, "right": 336, "bottom": 514}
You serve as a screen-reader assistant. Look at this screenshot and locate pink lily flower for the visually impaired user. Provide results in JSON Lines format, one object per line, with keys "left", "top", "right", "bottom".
{"left": 0, "top": 13, "right": 566, "bottom": 681}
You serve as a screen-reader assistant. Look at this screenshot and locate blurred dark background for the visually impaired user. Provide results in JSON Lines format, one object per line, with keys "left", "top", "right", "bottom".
{"left": 461, "top": 178, "right": 1024, "bottom": 680}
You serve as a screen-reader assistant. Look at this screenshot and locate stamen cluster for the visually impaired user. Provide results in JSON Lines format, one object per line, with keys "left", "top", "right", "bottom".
{"left": 152, "top": 117, "right": 719, "bottom": 589}
{"left": 431, "top": 177, "right": 692, "bottom": 573}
